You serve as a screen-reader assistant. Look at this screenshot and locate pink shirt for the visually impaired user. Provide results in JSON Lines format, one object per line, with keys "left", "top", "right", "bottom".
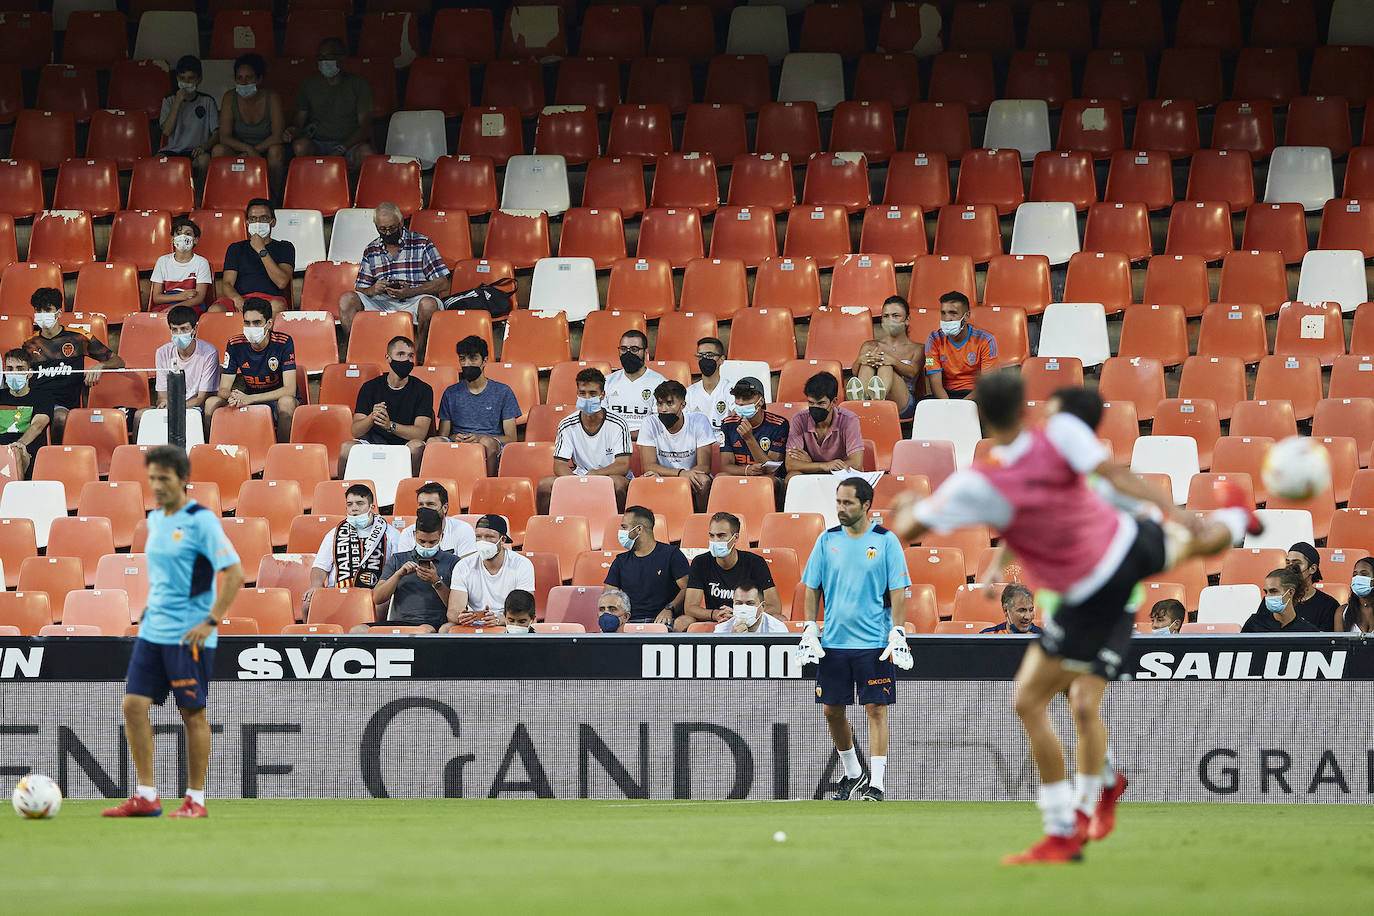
{"left": 154, "top": 339, "right": 221, "bottom": 394}
{"left": 786, "top": 406, "right": 864, "bottom": 462}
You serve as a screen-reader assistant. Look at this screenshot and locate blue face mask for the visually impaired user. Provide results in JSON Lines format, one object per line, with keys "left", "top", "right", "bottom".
{"left": 1264, "top": 593, "right": 1288, "bottom": 613}
{"left": 1352, "top": 575, "right": 1372, "bottom": 597}
{"left": 708, "top": 538, "right": 733, "bottom": 559}
{"left": 577, "top": 396, "right": 602, "bottom": 416}
{"left": 4, "top": 373, "right": 24, "bottom": 392}
{"left": 171, "top": 333, "right": 194, "bottom": 351}
{"left": 413, "top": 544, "right": 439, "bottom": 559}
{"left": 598, "top": 612, "right": 621, "bottom": 633}
{"left": 734, "top": 401, "right": 758, "bottom": 419}
{"left": 347, "top": 513, "right": 373, "bottom": 531}
{"left": 617, "top": 527, "right": 639, "bottom": 550}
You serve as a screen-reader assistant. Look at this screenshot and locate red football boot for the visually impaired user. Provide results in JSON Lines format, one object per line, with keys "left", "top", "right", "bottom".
{"left": 101, "top": 794, "right": 162, "bottom": 817}
{"left": 167, "top": 795, "right": 208, "bottom": 818}
{"left": 1213, "top": 478, "right": 1262, "bottom": 539}
{"left": 1073, "top": 810, "right": 1091, "bottom": 844}
{"left": 1089, "top": 774, "right": 1127, "bottom": 841}
{"left": 1002, "top": 833, "right": 1084, "bottom": 865}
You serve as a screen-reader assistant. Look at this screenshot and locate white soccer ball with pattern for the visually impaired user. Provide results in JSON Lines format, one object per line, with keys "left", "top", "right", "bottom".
{"left": 12, "top": 773, "right": 62, "bottom": 819}
{"left": 1261, "top": 436, "right": 1331, "bottom": 501}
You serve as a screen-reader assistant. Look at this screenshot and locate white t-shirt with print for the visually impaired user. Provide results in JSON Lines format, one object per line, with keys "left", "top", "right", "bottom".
{"left": 604, "top": 367, "right": 666, "bottom": 435}
{"left": 150, "top": 253, "right": 213, "bottom": 297}
{"left": 686, "top": 375, "right": 735, "bottom": 443}
{"left": 553, "top": 410, "right": 632, "bottom": 475}
{"left": 637, "top": 411, "right": 716, "bottom": 471}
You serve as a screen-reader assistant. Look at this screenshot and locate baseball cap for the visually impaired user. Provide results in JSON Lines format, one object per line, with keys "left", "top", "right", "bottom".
{"left": 730, "top": 377, "right": 766, "bottom": 400}
{"left": 475, "top": 514, "right": 509, "bottom": 540}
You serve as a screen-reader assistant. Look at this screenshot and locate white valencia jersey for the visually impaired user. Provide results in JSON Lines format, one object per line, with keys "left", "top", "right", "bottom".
{"left": 686, "top": 376, "right": 734, "bottom": 444}
{"left": 604, "top": 367, "right": 666, "bottom": 435}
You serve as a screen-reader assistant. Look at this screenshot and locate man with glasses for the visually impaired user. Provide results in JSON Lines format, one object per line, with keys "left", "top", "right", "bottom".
{"left": 685, "top": 336, "right": 733, "bottom": 443}
{"left": 214, "top": 198, "right": 294, "bottom": 316}
{"left": 604, "top": 329, "right": 665, "bottom": 437}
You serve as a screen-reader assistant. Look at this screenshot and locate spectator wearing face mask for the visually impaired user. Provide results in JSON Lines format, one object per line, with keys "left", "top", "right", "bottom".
{"left": 604, "top": 505, "right": 689, "bottom": 625}
{"left": 1251, "top": 542, "right": 1341, "bottom": 631}
{"left": 604, "top": 330, "right": 666, "bottom": 437}
{"left": 1146, "top": 598, "right": 1186, "bottom": 635}
{"left": 501, "top": 590, "right": 537, "bottom": 634}
{"left": 714, "top": 582, "right": 790, "bottom": 634}
{"left": 158, "top": 55, "right": 218, "bottom": 174}
{"left": 684, "top": 511, "right": 781, "bottom": 631}
{"left": 305, "top": 483, "right": 398, "bottom": 615}
{"left": 0, "top": 348, "right": 51, "bottom": 478}
{"left": 215, "top": 199, "right": 294, "bottom": 316}
{"left": 597, "top": 588, "right": 632, "bottom": 633}
{"left": 341, "top": 335, "right": 432, "bottom": 476}
{"left": 1242, "top": 567, "right": 1320, "bottom": 633}
{"left": 431, "top": 335, "right": 520, "bottom": 476}
{"left": 638, "top": 379, "right": 716, "bottom": 512}
{"left": 925, "top": 291, "right": 997, "bottom": 400}
{"left": 211, "top": 53, "right": 286, "bottom": 197}
{"left": 284, "top": 37, "right": 374, "bottom": 170}
{"left": 685, "top": 336, "right": 733, "bottom": 442}
{"left": 23, "top": 287, "right": 123, "bottom": 443}
{"left": 849, "top": 295, "right": 926, "bottom": 419}
{"left": 150, "top": 216, "right": 215, "bottom": 314}
{"left": 539, "top": 368, "right": 631, "bottom": 513}
{"left": 136, "top": 305, "right": 220, "bottom": 440}
{"left": 785, "top": 372, "right": 865, "bottom": 483}
{"left": 1340, "top": 556, "right": 1374, "bottom": 634}
{"left": 204, "top": 298, "right": 299, "bottom": 441}
{"left": 359, "top": 507, "right": 456, "bottom": 632}
{"left": 445, "top": 515, "right": 535, "bottom": 630}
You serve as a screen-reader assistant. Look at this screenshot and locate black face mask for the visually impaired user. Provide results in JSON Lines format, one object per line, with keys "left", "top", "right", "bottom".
{"left": 620, "top": 351, "right": 645, "bottom": 374}
{"left": 697, "top": 357, "right": 719, "bottom": 377}
{"left": 808, "top": 405, "right": 830, "bottom": 424}
{"left": 460, "top": 365, "right": 482, "bottom": 383}
{"left": 389, "top": 359, "right": 413, "bottom": 379}
{"left": 378, "top": 228, "right": 402, "bottom": 245}
{"left": 659, "top": 411, "right": 681, "bottom": 429}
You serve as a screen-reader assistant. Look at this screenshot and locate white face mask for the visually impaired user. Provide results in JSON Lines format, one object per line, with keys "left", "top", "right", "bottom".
{"left": 1152, "top": 626, "right": 1172, "bottom": 635}
{"left": 243, "top": 325, "right": 267, "bottom": 345}
{"left": 940, "top": 319, "right": 963, "bottom": 337}
{"left": 178, "top": 80, "right": 197, "bottom": 92}
{"left": 733, "top": 603, "right": 760, "bottom": 627}
{"left": 235, "top": 83, "right": 258, "bottom": 98}
{"left": 173, "top": 234, "right": 195, "bottom": 252}
{"left": 708, "top": 538, "right": 733, "bottom": 559}
{"left": 33, "top": 312, "right": 58, "bottom": 330}
{"left": 347, "top": 512, "right": 373, "bottom": 531}
{"left": 247, "top": 222, "right": 272, "bottom": 238}
{"left": 475, "top": 540, "right": 500, "bottom": 561}
{"left": 318, "top": 60, "right": 340, "bottom": 79}
{"left": 505, "top": 624, "right": 531, "bottom": 634}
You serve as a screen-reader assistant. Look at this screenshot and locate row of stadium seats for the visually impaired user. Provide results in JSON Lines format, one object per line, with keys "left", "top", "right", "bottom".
{"left": 15, "top": 1, "right": 1374, "bottom": 73}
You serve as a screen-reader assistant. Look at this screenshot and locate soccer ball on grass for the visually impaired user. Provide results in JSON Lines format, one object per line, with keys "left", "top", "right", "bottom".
{"left": 1261, "top": 436, "right": 1332, "bottom": 502}
{"left": 12, "top": 773, "right": 62, "bottom": 819}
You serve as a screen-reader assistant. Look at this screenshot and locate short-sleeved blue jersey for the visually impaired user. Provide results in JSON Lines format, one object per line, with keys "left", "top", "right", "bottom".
{"left": 802, "top": 523, "right": 911, "bottom": 649}
{"left": 140, "top": 501, "right": 240, "bottom": 647}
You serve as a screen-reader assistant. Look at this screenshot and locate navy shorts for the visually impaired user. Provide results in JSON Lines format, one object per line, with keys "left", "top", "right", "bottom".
{"left": 125, "top": 638, "right": 215, "bottom": 708}
{"left": 815, "top": 647, "right": 896, "bottom": 706}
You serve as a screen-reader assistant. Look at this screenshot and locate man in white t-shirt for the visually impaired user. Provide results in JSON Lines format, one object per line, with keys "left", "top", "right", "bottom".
{"left": 714, "top": 582, "right": 790, "bottom": 634}
{"left": 603, "top": 329, "right": 665, "bottom": 437}
{"left": 443, "top": 514, "right": 535, "bottom": 629}
{"left": 135, "top": 304, "right": 222, "bottom": 440}
{"left": 304, "top": 483, "right": 399, "bottom": 615}
{"left": 685, "top": 335, "right": 734, "bottom": 444}
{"left": 638, "top": 379, "right": 716, "bottom": 511}
{"left": 150, "top": 216, "right": 217, "bottom": 315}
{"left": 538, "top": 367, "right": 632, "bottom": 513}
{"left": 394, "top": 481, "right": 476, "bottom": 557}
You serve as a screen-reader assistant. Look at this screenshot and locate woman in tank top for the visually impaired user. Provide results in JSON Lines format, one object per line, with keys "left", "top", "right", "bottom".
{"left": 211, "top": 52, "right": 286, "bottom": 198}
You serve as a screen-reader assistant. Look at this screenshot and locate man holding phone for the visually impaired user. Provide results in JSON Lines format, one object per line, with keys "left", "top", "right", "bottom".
{"left": 358, "top": 507, "right": 455, "bottom": 632}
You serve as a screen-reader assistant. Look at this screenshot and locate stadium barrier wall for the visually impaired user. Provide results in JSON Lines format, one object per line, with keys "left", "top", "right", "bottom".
{"left": 1, "top": 636, "right": 1371, "bottom": 804}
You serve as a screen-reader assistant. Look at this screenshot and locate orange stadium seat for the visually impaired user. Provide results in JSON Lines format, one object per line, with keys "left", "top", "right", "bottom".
{"left": 202, "top": 158, "right": 269, "bottom": 211}
{"left": 1231, "top": 399, "right": 1298, "bottom": 443}
{"left": 1083, "top": 201, "right": 1153, "bottom": 261}
{"left": 885, "top": 152, "right": 951, "bottom": 212}
{"left": 1329, "top": 510, "right": 1374, "bottom": 557}
{"left": 345, "top": 311, "right": 414, "bottom": 367}
{"left": 483, "top": 363, "right": 539, "bottom": 425}
{"left": 1057, "top": 98, "right": 1126, "bottom": 160}
{"left": 579, "top": 310, "right": 647, "bottom": 365}
{"left": 679, "top": 259, "right": 746, "bottom": 321}
{"left": 756, "top": 102, "right": 823, "bottom": 162}
{"left": 11, "top": 111, "right": 76, "bottom": 171}
{"left": 1061, "top": 251, "right": 1131, "bottom": 316}
{"left": 408, "top": 210, "right": 473, "bottom": 268}
{"left": 1318, "top": 199, "right": 1374, "bottom": 259}
{"left": 0, "top": 591, "right": 54, "bottom": 636}
{"left": 457, "top": 108, "right": 523, "bottom": 168}
{"left": 1133, "top": 99, "right": 1200, "bottom": 160}
{"left": 955, "top": 149, "right": 1024, "bottom": 217}
{"left": 54, "top": 158, "right": 120, "bottom": 216}
{"left": 778, "top": 360, "right": 840, "bottom": 402}
{"left": 0, "top": 159, "right": 44, "bottom": 219}
{"left": 189, "top": 443, "right": 252, "bottom": 514}
{"left": 63, "top": 590, "right": 132, "bottom": 635}
{"left": 221, "top": 517, "right": 272, "bottom": 583}
{"left": 1330, "top": 355, "right": 1374, "bottom": 401}
{"left": 47, "top": 516, "right": 113, "bottom": 587}
{"left": 637, "top": 208, "right": 704, "bottom": 268}
{"left": 225, "top": 588, "right": 295, "bottom": 635}
{"left": 1143, "top": 255, "right": 1210, "bottom": 318}
{"left": 286, "top": 514, "right": 341, "bottom": 555}
{"left": 626, "top": 477, "right": 693, "bottom": 544}
{"left": 356, "top": 155, "right": 423, "bottom": 217}
{"left": 933, "top": 204, "right": 1001, "bottom": 263}
{"left": 29, "top": 209, "right": 95, "bottom": 273}
{"left": 74, "top": 261, "right": 142, "bottom": 326}
{"left": 264, "top": 443, "right": 331, "bottom": 513}
{"left": 627, "top": 57, "right": 695, "bottom": 115}
{"left": 758, "top": 512, "right": 826, "bottom": 567}
{"left": 606, "top": 258, "right": 675, "bottom": 319}
{"left": 482, "top": 209, "right": 550, "bottom": 269}
{"left": 891, "top": 440, "right": 957, "bottom": 490}
{"left": 106, "top": 211, "right": 171, "bottom": 273}
{"left": 403, "top": 57, "right": 471, "bottom": 119}
{"left": 469, "top": 478, "right": 536, "bottom": 546}
{"left": 706, "top": 477, "right": 775, "bottom": 542}
{"left": 582, "top": 156, "right": 647, "bottom": 218}
{"left": 727, "top": 307, "right": 797, "bottom": 371}
{"left": 649, "top": 4, "right": 714, "bottom": 60}
{"left": 306, "top": 587, "right": 375, "bottom": 629}
{"left": 1007, "top": 51, "right": 1074, "bottom": 109}
{"left": 1310, "top": 44, "right": 1374, "bottom": 106}
{"left": 1186, "top": 150, "right": 1255, "bottom": 214}
{"left": 829, "top": 101, "right": 897, "bottom": 164}
{"left": 429, "top": 156, "right": 498, "bottom": 215}
{"left": 500, "top": 312, "right": 571, "bottom": 369}
{"left": 606, "top": 104, "right": 673, "bottom": 163}
{"left": 1031, "top": 151, "right": 1097, "bottom": 212}
{"left": 1274, "top": 300, "right": 1345, "bottom": 366}
{"left": 78, "top": 481, "right": 143, "bottom": 549}
{"left": 1346, "top": 148, "right": 1374, "bottom": 199}
{"left": 1152, "top": 398, "right": 1222, "bottom": 469}
{"left": 283, "top": 157, "right": 351, "bottom": 217}
{"left": 725, "top": 154, "right": 795, "bottom": 214}
{"left": 908, "top": 254, "right": 977, "bottom": 312}
{"left": 1157, "top": 47, "right": 1224, "bottom": 108}
{"left": 299, "top": 261, "right": 358, "bottom": 318}
{"left": 57, "top": 411, "right": 126, "bottom": 476}
{"left": 543, "top": 364, "right": 610, "bottom": 409}
{"left": 1211, "top": 101, "right": 1276, "bottom": 162}
{"left": 1314, "top": 399, "right": 1374, "bottom": 468}
{"left": 237, "top": 480, "right": 304, "bottom": 548}
{"left": 533, "top": 107, "right": 600, "bottom": 166}
{"left": 680, "top": 103, "right": 748, "bottom": 165}
{"left": 1020, "top": 356, "right": 1084, "bottom": 402}
{"left": 1083, "top": 49, "right": 1151, "bottom": 107}
{"left": 1285, "top": 96, "right": 1352, "bottom": 158}
{"left": 858, "top": 204, "right": 927, "bottom": 267}
{"left": 1177, "top": 356, "right": 1247, "bottom": 420}
{"left": 556, "top": 57, "right": 623, "bottom": 112}
{"left": 1218, "top": 251, "right": 1289, "bottom": 317}
{"left": 753, "top": 257, "right": 820, "bottom": 318}
{"left": 0, "top": 518, "right": 37, "bottom": 588}
{"left": 1254, "top": 356, "right": 1323, "bottom": 421}
{"left": 424, "top": 310, "right": 494, "bottom": 367}
{"left": 36, "top": 65, "right": 99, "bottom": 124}
{"left": 1105, "top": 150, "right": 1173, "bottom": 212}
{"left": 826, "top": 256, "right": 897, "bottom": 314}
{"left": 845, "top": 400, "right": 902, "bottom": 470}
{"left": 318, "top": 363, "right": 382, "bottom": 411}
{"left": 19, "top": 557, "right": 85, "bottom": 614}
{"left": 708, "top": 206, "right": 778, "bottom": 268}
{"left": 86, "top": 110, "right": 150, "bottom": 171}
{"left": 928, "top": 52, "right": 996, "bottom": 112}
{"left": 1241, "top": 203, "right": 1308, "bottom": 266}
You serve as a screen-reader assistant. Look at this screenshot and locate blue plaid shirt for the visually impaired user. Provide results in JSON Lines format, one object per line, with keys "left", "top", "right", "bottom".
{"left": 356, "top": 229, "right": 451, "bottom": 288}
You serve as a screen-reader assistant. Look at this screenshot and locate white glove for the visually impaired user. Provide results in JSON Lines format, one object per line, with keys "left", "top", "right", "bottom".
{"left": 879, "top": 625, "right": 913, "bottom": 671}
{"left": 798, "top": 621, "right": 824, "bottom": 665}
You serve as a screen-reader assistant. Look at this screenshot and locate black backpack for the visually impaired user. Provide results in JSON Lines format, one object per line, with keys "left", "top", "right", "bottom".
{"left": 442, "top": 277, "right": 518, "bottom": 318}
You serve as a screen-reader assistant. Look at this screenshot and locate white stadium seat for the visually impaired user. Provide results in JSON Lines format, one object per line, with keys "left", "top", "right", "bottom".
{"left": 327, "top": 208, "right": 379, "bottom": 264}
{"left": 726, "top": 5, "right": 791, "bottom": 65}
{"left": 0, "top": 481, "right": 67, "bottom": 549}
{"left": 501, "top": 155, "right": 571, "bottom": 217}
{"left": 1327, "top": 0, "right": 1374, "bottom": 46}
{"left": 385, "top": 111, "right": 447, "bottom": 170}
{"left": 911, "top": 398, "right": 981, "bottom": 469}
{"left": 1196, "top": 584, "right": 1262, "bottom": 626}
{"left": 136, "top": 409, "right": 206, "bottom": 447}
{"left": 273, "top": 209, "right": 327, "bottom": 271}
{"left": 783, "top": 473, "right": 841, "bottom": 528}
{"left": 1245, "top": 508, "right": 1315, "bottom": 551}
{"left": 528, "top": 258, "right": 599, "bottom": 322}
{"left": 341, "top": 444, "right": 413, "bottom": 508}
{"left": 1129, "top": 435, "right": 1199, "bottom": 504}
{"left": 1037, "top": 302, "right": 1110, "bottom": 367}
{"left": 1296, "top": 250, "right": 1369, "bottom": 314}
{"left": 777, "top": 53, "right": 846, "bottom": 112}
{"left": 720, "top": 360, "right": 773, "bottom": 402}
{"left": 132, "top": 11, "right": 200, "bottom": 65}
{"left": 1009, "top": 202, "right": 1080, "bottom": 265}
{"left": 983, "top": 100, "right": 1052, "bottom": 162}
{"left": 1264, "top": 146, "right": 1335, "bottom": 212}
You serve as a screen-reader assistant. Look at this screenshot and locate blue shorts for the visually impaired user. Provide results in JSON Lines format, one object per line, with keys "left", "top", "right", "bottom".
{"left": 815, "top": 647, "right": 896, "bottom": 706}
{"left": 125, "top": 638, "right": 215, "bottom": 708}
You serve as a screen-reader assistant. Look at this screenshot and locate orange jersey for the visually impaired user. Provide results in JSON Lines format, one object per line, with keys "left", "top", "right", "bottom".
{"left": 924, "top": 325, "right": 997, "bottom": 393}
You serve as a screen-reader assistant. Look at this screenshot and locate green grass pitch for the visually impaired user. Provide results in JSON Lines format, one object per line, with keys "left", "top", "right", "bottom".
{"left": 2, "top": 800, "right": 1368, "bottom": 914}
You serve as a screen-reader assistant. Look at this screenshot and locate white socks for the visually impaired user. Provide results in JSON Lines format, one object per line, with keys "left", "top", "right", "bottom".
{"left": 1102, "top": 748, "right": 1118, "bottom": 789}
{"left": 1038, "top": 780, "right": 1075, "bottom": 837}
{"left": 187, "top": 789, "right": 205, "bottom": 805}
{"left": 135, "top": 784, "right": 157, "bottom": 801}
{"left": 1074, "top": 773, "right": 1103, "bottom": 818}
{"left": 871, "top": 756, "right": 887, "bottom": 791}
{"left": 838, "top": 747, "right": 862, "bottom": 779}
{"left": 1213, "top": 508, "right": 1250, "bottom": 546}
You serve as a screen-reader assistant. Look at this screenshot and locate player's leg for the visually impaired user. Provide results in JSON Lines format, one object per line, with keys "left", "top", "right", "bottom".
{"left": 167, "top": 645, "right": 215, "bottom": 817}
{"left": 817, "top": 650, "right": 869, "bottom": 799}
{"left": 860, "top": 703, "right": 889, "bottom": 800}
{"left": 1091, "top": 744, "right": 1128, "bottom": 841}
{"left": 1066, "top": 674, "right": 1108, "bottom": 839}
{"left": 124, "top": 693, "right": 156, "bottom": 788}
{"left": 104, "top": 641, "right": 167, "bottom": 816}
{"left": 854, "top": 647, "right": 897, "bottom": 800}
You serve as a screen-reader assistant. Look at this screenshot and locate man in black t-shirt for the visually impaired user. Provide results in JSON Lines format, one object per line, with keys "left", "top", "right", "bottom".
{"left": 682, "top": 511, "right": 781, "bottom": 631}
{"left": 214, "top": 198, "right": 296, "bottom": 316}
{"left": 1, "top": 348, "right": 53, "bottom": 478}
{"left": 22, "top": 287, "right": 124, "bottom": 441}
{"left": 342, "top": 335, "right": 433, "bottom": 476}
{"left": 1249, "top": 542, "right": 1340, "bottom": 632}
{"left": 1242, "top": 567, "right": 1321, "bottom": 633}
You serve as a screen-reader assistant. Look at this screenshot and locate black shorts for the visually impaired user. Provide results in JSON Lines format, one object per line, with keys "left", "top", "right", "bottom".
{"left": 815, "top": 647, "right": 896, "bottom": 706}
{"left": 1038, "top": 518, "right": 1168, "bottom": 680}
{"left": 125, "top": 638, "right": 215, "bottom": 708}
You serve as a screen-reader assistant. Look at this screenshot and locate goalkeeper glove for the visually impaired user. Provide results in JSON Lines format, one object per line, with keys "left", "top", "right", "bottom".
{"left": 878, "top": 625, "right": 913, "bottom": 671}
{"left": 798, "top": 621, "right": 825, "bottom": 665}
